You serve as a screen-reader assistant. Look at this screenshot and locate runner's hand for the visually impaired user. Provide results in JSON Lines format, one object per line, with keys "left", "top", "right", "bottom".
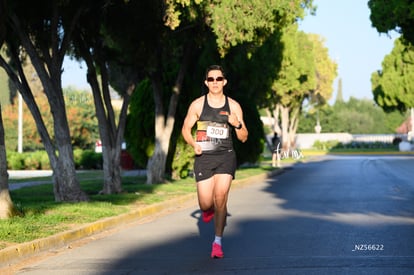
{"left": 194, "top": 143, "right": 202, "bottom": 155}
{"left": 220, "top": 111, "right": 239, "bottom": 127}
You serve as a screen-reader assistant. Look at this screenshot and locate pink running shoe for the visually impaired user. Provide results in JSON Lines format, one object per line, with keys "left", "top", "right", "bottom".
{"left": 202, "top": 208, "right": 214, "bottom": 223}
{"left": 211, "top": 242, "right": 224, "bottom": 259}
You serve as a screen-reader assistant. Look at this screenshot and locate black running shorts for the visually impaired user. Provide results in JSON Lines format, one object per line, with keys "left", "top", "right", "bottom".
{"left": 194, "top": 149, "right": 237, "bottom": 182}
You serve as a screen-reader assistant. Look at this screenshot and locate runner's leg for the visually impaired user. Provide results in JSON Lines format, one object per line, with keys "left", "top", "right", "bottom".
{"left": 212, "top": 174, "right": 232, "bottom": 237}
{"left": 197, "top": 177, "right": 215, "bottom": 211}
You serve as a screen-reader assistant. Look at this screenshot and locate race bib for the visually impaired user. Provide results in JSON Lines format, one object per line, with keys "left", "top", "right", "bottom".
{"left": 207, "top": 124, "right": 228, "bottom": 139}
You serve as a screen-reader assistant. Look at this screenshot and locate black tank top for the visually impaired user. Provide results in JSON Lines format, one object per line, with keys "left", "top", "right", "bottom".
{"left": 195, "top": 95, "right": 234, "bottom": 153}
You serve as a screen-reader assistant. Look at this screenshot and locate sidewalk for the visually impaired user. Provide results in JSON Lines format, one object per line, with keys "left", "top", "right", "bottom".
{"left": 1, "top": 168, "right": 283, "bottom": 269}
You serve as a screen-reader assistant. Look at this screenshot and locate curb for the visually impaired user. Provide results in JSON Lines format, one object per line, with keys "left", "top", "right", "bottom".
{"left": 0, "top": 169, "right": 283, "bottom": 268}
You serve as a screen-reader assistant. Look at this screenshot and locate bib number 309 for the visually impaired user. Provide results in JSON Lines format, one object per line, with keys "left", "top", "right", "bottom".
{"left": 207, "top": 125, "right": 228, "bottom": 139}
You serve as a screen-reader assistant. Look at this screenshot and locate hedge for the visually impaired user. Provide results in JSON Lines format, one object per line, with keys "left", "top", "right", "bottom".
{"left": 6, "top": 150, "right": 103, "bottom": 170}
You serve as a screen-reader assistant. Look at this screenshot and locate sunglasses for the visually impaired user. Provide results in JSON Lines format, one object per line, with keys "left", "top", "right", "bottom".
{"left": 206, "top": 76, "right": 224, "bottom": 82}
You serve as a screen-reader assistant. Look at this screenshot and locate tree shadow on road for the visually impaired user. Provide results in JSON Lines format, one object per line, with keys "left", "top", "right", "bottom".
{"left": 20, "top": 158, "right": 414, "bottom": 274}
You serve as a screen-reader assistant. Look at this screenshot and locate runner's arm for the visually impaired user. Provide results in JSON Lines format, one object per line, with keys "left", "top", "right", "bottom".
{"left": 182, "top": 101, "right": 203, "bottom": 155}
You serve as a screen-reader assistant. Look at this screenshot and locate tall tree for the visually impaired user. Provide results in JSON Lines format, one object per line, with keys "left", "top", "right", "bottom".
{"left": 371, "top": 37, "right": 414, "bottom": 112}
{"left": 0, "top": 0, "right": 88, "bottom": 201}
{"left": 307, "top": 33, "right": 337, "bottom": 133}
{"left": 307, "top": 34, "right": 337, "bottom": 105}
{"left": 145, "top": 3, "right": 196, "bottom": 185}
{"left": 268, "top": 28, "right": 336, "bottom": 148}
{"left": 142, "top": 0, "right": 315, "bottom": 184}
{"left": 269, "top": 27, "right": 315, "bottom": 149}
{"left": 336, "top": 77, "right": 344, "bottom": 103}
{"left": 98, "top": 0, "right": 196, "bottom": 185}
{"left": 69, "top": 0, "right": 144, "bottom": 193}
{"left": 220, "top": 33, "right": 285, "bottom": 164}
{"left": 368, "top": 0, "right": 414, "bottom": 44}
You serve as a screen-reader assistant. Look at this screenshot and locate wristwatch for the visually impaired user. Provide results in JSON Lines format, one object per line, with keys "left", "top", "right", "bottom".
{"left": 235, "top": 122, "right": 242, "bottom": 130}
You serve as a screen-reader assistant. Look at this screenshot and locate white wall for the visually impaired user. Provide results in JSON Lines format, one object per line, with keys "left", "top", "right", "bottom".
{"left": 294, "top": 133, "right": 408, "bottom": 149}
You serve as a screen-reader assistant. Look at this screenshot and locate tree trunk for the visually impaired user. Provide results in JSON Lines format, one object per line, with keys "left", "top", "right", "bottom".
{"left": 99, "top": 61, "right": 133, "bottom": 194}
{"left": 86, "top": 69, "right": 123, "bottom": 194}
{"left": 289, "top": 106, "right": 300, "bottom": 148}
{"left": 1, "top": 55, "right": 88, "bottom": 202}
{"left": 100, "top": 146, "right": 122, "bottom": 194}
{"left": 81, "top": 44, "right": 132, "bottom": 194}
{"left": 52, "top": 143, "right": 88, "bottom": 202}
{"left": 146, "top": 138, "right": 168, "bottom": 184}
{"left": 2, "top": 12, "right": 88, "bottom": 202}
{"left": 271, "top": 105, "right": 282, "bottom": 135}
{"left": 0, "top": 104, "right": 17, "bottom": 219}
{"left": 145, "top": 42, "right": 192, "bottom": 184}
{"left": 100, "top": 89, "right": 131, "bottom": 195}
{"left": 48, "top": 82, "right": 88, "bottom": 201}
{"left": 279, "top": 104, "right": 291, "bottom": 151}
{"left": 0, "top": 189, "right": 16, "bottom": 219}
{"left": 146, "top": 73, "right": 170, "bottom": 184}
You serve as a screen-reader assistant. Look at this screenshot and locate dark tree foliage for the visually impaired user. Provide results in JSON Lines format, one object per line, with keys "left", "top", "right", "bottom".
{"left": 124, "top": 80, "right": 154, "bottom": 169}
{"left": 369, "top": 0, "right": 414, "bottom": 44}
{"left": 371, "top": 38, "right": 414, "bottom": 113}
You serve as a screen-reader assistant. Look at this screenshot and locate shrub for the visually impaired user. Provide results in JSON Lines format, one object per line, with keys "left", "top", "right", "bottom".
{"left": 39, "top": 152, "right": 51, "bottom": 169}
{"left": 73, "top": 148, "right": 84, "bottom": 169}
{"left": 392, "top": 137, "right": 402, "bottom": 145}
{"left": 6, "top": 149, "right": 103, "bottom": 170}
{"left": 313, "top": 140, "right": 339, "bottom": 150}
{"left": 171, "top": 136, "right": 194, "bottom": 179}
{"left": 80, "top": 150, "right": 102, "bottom": 169}
{"left": 7, "top": 152, "right": 25, "bottom": 170}
{"left": 24, "top": 153, "right": 41, "bottom": 170}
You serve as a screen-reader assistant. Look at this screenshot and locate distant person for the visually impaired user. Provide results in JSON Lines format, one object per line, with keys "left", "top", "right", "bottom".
{"left": 271, "top": 132, "right": 281, "bottom": 167}
{"left": 181, "top": 65, "right": 248, "bottom": 259}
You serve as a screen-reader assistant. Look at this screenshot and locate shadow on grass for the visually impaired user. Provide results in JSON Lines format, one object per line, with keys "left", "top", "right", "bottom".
{"left": 4, "top": 174, "right": 197, "bottom": 243}
{"left": 10, "top": 175, "right": 179, "bottom": 212}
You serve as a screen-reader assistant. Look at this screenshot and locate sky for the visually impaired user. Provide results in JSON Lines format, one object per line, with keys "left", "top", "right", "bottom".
{"left": 62, "top": 57, "right": 89, "bottom": 90}
{"left": 298, "top": 0, "right": 399, "bottom": 103}
{"left": 62, "top": 0, "right": 400, "bottom": 102}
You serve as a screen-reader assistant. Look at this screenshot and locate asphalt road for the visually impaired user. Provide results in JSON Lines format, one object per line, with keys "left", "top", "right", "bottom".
{"left": 13, "top": 155, "right": 414, "bottom": 274}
